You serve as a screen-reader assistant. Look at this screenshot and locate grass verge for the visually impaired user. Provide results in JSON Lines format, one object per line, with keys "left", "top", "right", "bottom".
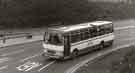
{"left": 75, "top": 45, "right": 135, "bottom": 73}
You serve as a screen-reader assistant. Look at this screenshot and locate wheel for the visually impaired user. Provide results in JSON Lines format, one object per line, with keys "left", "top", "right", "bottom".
{"left": 100, "top": 41, "right": 105, "bottom": 49}
{"left": 42, "top": 53, "right": 45, "bottom": 56}
{"left": 106, "top": 40, "right": 113, "bottom": 47}
{"left": 71, "top": 50, "right": 78, "bottom": 59}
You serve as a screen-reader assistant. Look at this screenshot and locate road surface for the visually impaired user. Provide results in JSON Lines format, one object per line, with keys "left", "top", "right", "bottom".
{"left": 0, "top": 19, "right": 135, "bottom": 73}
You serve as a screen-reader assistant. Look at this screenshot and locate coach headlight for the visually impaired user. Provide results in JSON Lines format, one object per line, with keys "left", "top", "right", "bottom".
{"left": 55, "top": 51, "right": 63, "bottom": 56}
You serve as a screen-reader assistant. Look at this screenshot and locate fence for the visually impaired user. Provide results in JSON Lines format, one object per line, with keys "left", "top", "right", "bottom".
{"left": 0, "top": 33, "right": 43, "bottom": 47}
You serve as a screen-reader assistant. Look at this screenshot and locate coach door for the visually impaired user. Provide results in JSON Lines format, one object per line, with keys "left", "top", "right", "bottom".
{"left": 64, "top": 34, "right": 71, "bottom": 56}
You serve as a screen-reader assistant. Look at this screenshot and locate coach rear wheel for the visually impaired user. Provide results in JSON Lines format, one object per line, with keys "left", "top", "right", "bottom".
{"left": 100, "top": 41, "right": 105, "bottom": 49}
{"left": 71, "top": 50, "right": 78, "bottom": 59}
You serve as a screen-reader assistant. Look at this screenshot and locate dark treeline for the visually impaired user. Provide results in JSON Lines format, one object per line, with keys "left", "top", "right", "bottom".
{"left": 0, "top": 0, "right": 135, "bottom": 28}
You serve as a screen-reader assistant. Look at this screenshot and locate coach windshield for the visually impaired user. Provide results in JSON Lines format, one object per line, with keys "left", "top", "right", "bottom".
{"left": 44, "top": 32, "right": 63, "bottom": 45}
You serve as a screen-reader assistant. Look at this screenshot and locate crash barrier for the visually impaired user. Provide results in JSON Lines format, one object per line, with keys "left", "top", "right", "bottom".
{"left": 0, "top": 33, "right": 33, "bottom": 43}
{"left": 0, "top": 33, "right": 43, "bottom": 47}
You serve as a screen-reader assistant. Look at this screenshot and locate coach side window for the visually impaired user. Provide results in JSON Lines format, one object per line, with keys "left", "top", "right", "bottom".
{"left": 70, "top": 31, "right": 81, "bottom": 43}
{"left": 89, "top": 27, "right": 97, "bottom": 38}
{"left": 99, "top": 26, "right": 105, "bottom": 35}
{"left": 81, "top": 29, "right": 90, "bottom": 40}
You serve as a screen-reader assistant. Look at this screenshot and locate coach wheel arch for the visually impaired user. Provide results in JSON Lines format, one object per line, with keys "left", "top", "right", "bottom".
{"left": 100, "top": 41, "right": 105, "bottom": 48}
{"left": 71, "top": 48, "right": 79, "bottom": 58}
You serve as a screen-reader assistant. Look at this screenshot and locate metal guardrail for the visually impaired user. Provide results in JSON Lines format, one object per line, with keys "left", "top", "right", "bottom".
{"left": 0, "top": 33, "right": 33, "bottom": 44}
{"left": 0, "top": 32, "right": 30, "bottom": 36}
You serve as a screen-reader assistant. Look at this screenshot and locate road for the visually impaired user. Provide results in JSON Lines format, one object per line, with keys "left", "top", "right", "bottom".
{"left": 0, "top": 19, "right": 135, "bottom": 73}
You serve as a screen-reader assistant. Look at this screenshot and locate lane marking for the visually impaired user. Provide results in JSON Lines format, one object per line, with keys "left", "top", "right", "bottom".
{"left": 20, "top": 52, "right": 43, "bottom": 62}
{"left": 17, "top": 61, "right": 32, "bottom": 71}
{"left": 1, "top": 49, "right": 25, "bottom": 56}
{"left": 66, "top": 42, "right": 135, "bottom": 73}
{"left": 16, "top": 61, "right": 42, "bottom": 72}
{"left": 0, "top": 57, "right": 10, "bottom": 63}
{"left": 38, "top": 60, "right": 56, "bottom": 72}
{"left": 0, "top": 65, "right": 8, "bottom": 71}
{"left": 25, "top": 62, "right": 42, "bottom": 71}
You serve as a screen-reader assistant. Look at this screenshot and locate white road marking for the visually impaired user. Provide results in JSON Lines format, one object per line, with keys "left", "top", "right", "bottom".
{"left": 1, "top": 49, "right": 25, "bottom": 56}
{"left": 0, "top": 65, "right": 8, "bottom": 71}
{"left": 17, "top": 61, "right": 31, "bottom": 71}
{"left": 16, "top": 61, "right": 42, "bottom": 72}
{"left": 66, "top": 42, "right": 135, "bottom": 73}
{"left": 0, "top": 57, "right": 10, "bottom": 63}
{"left": 38, "top": 60, "right": 56, "bottom": 72}
{"left": 25, "top": 62, "right": 42, "bottom": 71}
{"left": 20, "top": 52, "right": 43, "bottom": 62}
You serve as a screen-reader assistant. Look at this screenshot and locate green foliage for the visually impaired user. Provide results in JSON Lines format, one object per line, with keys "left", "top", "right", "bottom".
{"left": 110, "top": 46, "right": 135, "bottom": 73}
{"left": 0, "top": 0, "right": 135, "bottom": 28}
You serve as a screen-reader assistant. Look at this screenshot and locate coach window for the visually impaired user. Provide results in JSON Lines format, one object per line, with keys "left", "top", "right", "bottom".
{"left": 88, "top": 28, "right": 92, "bottom": 38}
{"left": 82, "top": 29, "right": 90, "bottom": 40}
{"left": 90, "top": 27, "right": 97, "bottom": 37}
{"left": 99, "top": 26, "right": 105, "bottom": 35}
{"left": 75, "top": 31, "right": 81, "bottom": 42}
{"left": 70, "top": 31, "right": 81, "bottom": 43}
{"left": 47, "top": 33, "right": 63, "bottom": 45}
{"left": 89, "top": 28, "right": 92, "bottom": 37}
{"left": 70, "top": 32, "right": 75, "bottom": 43}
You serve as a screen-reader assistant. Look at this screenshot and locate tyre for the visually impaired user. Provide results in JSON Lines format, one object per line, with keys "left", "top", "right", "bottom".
{"left": 71, "top": 50, "right": 78, "bottom": 59}
{"left": 100, "top": 41, "right": 105, "bottom": 49}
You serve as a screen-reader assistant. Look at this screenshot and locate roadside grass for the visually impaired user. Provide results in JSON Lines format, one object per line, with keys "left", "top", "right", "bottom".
{"left": 75, "top": 45, "right": 135, "bottom": 73}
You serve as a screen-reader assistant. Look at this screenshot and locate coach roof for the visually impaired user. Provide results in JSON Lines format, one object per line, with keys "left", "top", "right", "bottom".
{"left": 90, "top": 21, "right": 112, "bottom": 26}
{"left": 48, "top": 21, "right": 112, "bottom": 33}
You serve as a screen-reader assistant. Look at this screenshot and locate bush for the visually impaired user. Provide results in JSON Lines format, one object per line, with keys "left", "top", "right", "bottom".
{"left": 0, "top": 0, "right": 135, "bottom": 28}
{"left": 110, "top": 46, "right": 135, "bottom": 73}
